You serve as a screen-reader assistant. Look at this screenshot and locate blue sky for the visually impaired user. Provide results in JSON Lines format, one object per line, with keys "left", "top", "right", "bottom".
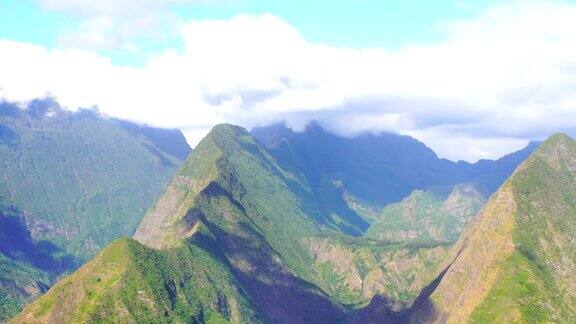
{"left": 1, "top": 1, "right": 576, "bottom": 162}
{"left": 1, "top": 0, "right": 501, "bottom": 65}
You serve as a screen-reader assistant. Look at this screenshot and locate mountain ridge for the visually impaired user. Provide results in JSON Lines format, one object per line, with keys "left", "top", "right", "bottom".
{"left": 252, "top": 123, "right": 539, "bottom": 232}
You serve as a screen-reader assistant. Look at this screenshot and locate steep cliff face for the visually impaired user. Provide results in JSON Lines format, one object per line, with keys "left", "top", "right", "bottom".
{"left": 15, "top": 122, "right": 558, "bottom": 323}
{"left": 411, "top": 134, "right": 576, "bottom": 323}
{"left": 0, "top": 100, "right": 189, "bottom": 258}
{"left": 134, "top": 124, "right": 345, "bottom": 323}
{"left": 134, "top": 124, "right": 324, "bottom": 275}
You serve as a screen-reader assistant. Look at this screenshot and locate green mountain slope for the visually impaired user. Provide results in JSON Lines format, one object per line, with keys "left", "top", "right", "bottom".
{"left": 20, "top": 124, "right": 469, "bottom": 323}
{"left": 409, "top": 134, "right": 576, "bottom": 323}
{"left": 0, "top": 99, "right": 190, "bottom": 319}
{"left": 365, "top": 184, "right": 485, "bottom": 243}
{"left": 13, "top": 236, "right": 260, "bottom": 323}
{"left": 134, "top": 124, "right": 324, "bottom": 273}
{"left": 135, "top": 124, "right": 345, "bottom": 322}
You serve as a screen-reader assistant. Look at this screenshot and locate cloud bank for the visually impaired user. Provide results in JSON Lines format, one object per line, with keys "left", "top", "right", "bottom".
{"left": 2, "top": 1, "right": 576, "bottom": 161}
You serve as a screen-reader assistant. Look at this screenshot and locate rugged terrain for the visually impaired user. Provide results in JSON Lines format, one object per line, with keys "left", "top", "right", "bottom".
{"left": 307, "top": 235, "right": 449, "bottom": 308}
{"left": 13, "top": 123, "right": 546, "bottom": 323}
{"left": 18, "top": 125, "right": 345, "bottom": 323}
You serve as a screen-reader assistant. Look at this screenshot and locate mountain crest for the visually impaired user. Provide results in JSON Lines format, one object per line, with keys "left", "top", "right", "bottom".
{"left": 530, "top": 133, "right": 576, "bottom": 172}
{"left": 133, "top": 124, "right": 245, "bottom": 249}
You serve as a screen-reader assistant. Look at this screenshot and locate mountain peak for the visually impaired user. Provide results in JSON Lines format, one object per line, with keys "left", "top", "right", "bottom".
{"left": 195, "top": 123, "right": 257, "bottom": 156}
{"left": 134, "top": 121, "right": 319, "bottom": 250}
{"left": 535, "top": 132, "right": 573, "bottom": 151}
{"left": 134, "top": 121, "right": 346, "bottom": 322}
{"left": 531, "top": 133, "right": 576, "bottom": 168}
{"left": 209, "top": 123, "right": 248, "bottom": 135}
{"left": 251, "top": 123, "right": 294, "bottom": 148}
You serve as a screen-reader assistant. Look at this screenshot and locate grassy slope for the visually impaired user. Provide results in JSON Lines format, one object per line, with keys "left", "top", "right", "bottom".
{"left": 469, "top": 251, "right": 564, "bottom": 323}
{"left": 135, "top": 124, "right": 322, "bottom": 277}
{"left": 136, "top": 124, "right": 480, "bottom": 321}
{"left": 469, "top": 134, "right": 576, "bottom": 322}
{"left": 15, "top": 124, "right": 541, "bottom": 323}
{"left": 21, "top": 124, "right": 505, "bottom": 322}
{"left": 13, "top": 235, "right": 261, "bottom": 324}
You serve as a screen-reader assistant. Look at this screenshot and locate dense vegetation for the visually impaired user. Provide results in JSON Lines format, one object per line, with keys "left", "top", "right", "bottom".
{"left": 136, "top": 124, "right": 346, "bottom": 322}
{"left": 0, "top": 99, "right": 190, "bottom": 319}
{"left": 20, "top": 125, "right": 470, "bottom": 322}
{"left": 13, "top": 236, "right": 261, "bottom": 323}
{"left": 307, "top": 234, "right": 450, "bottom": 307}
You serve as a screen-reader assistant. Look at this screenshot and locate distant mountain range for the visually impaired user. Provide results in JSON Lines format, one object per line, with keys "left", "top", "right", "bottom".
{"left": 11, "top": 117, "right": 557, "bottom": 323}
{"left": 252, "top": 123, "right": 538, "bottom": 235}
{"left": 0, "top": 99, "right": 190, "bottom": 319}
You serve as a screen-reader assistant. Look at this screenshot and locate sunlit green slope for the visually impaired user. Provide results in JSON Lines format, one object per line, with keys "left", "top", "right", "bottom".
{"left": 412, "top": 134, "right": 576, "bottom": 323}
{"left": 13, "top": 236, "right": 260, "bottom": 323}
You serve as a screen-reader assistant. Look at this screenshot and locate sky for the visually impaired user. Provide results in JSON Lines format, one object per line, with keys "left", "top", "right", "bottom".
{"left": 1, "top": 0, "right": 576, "bottom": 162}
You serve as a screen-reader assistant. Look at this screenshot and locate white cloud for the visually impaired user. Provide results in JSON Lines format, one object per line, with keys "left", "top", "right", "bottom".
{"left": 3, "top": 1, "right": 576, "bottom": 161}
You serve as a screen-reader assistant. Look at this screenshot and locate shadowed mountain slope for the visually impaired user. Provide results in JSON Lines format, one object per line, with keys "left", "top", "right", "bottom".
{"left": 134, "top": 124, "right": 345, "bottom": 322}
{"left": 252, "top": 123, "right": 538, "bottom": 234}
